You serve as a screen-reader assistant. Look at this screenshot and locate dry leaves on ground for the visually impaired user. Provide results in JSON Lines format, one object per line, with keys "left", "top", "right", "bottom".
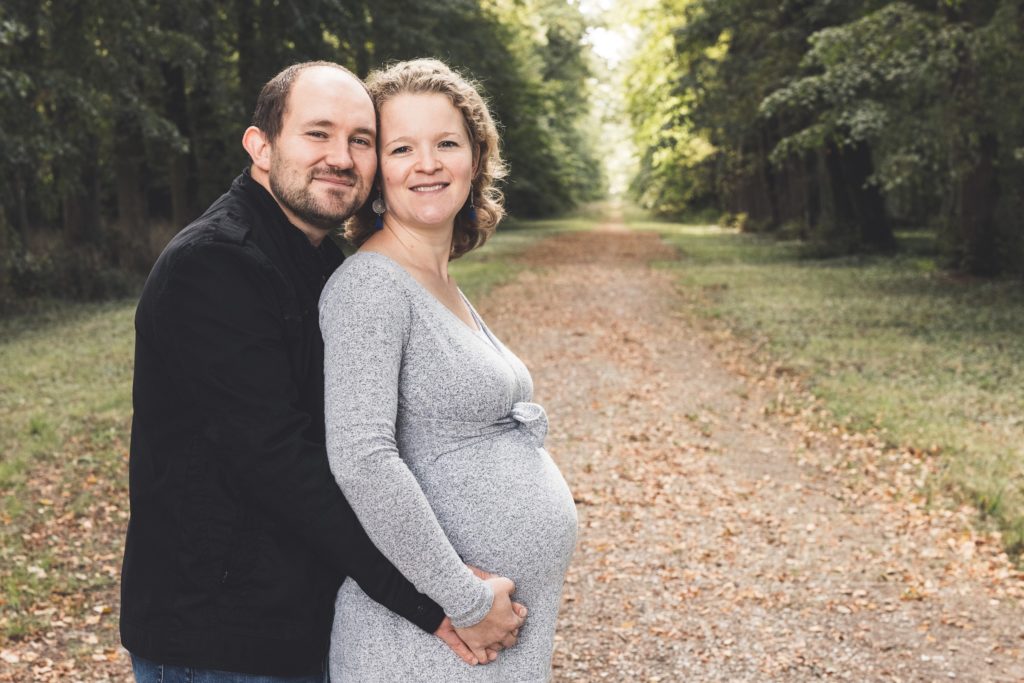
{"left": 478, "top": 226, "right": 1024, "bottom": 682}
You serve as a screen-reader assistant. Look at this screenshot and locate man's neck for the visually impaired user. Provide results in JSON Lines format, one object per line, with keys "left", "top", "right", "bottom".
{"left": 248, "top": 166, "right": 329, "bottom": 247}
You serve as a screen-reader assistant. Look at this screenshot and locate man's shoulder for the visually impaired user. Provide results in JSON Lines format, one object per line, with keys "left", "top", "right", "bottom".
{"left": 159, "top": 190, "right": 269, "bottom": 266}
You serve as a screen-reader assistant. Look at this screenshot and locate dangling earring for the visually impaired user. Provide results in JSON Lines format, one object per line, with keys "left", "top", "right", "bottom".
{"left": 465, "top": 193, "right": 478, "bottom": 223}
{"left": 371, "top": 190, "right": 386, "bottom": 230}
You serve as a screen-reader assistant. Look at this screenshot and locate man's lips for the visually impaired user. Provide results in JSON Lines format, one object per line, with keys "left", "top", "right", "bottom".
{"left": 313, "top": 175, "right": 356, "bottom": 187}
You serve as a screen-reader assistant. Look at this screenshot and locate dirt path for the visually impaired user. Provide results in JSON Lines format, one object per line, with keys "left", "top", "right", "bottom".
{"left": 477, "top": 225, "right": 1024, "bottom": 682}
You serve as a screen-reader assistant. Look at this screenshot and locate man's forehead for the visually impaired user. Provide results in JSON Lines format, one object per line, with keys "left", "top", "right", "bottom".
{"left": 284, "top": 67, "right": 374, "bottom": 124}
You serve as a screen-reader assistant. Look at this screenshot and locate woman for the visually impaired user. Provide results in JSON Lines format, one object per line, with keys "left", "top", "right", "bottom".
{"left": 319, "top": 58, "right": 578, "bottom": 682}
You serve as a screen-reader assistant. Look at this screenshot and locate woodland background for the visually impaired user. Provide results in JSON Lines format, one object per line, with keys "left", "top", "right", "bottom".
{"left": 0, "top": 0, "right": 605, "bottom": 306}
{"left": 1, "top": 1, "right": 1023, "bottom": 677}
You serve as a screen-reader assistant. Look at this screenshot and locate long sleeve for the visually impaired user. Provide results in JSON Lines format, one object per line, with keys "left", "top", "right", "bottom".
{"left": 320, "top": 257, "right": 493, "bottom": 628}
{"left": 152, "top": 243, "right": 444, "bottom": 632}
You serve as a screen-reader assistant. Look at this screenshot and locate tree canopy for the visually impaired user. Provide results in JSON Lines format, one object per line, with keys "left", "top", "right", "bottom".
{"left": 0, "top": 0, "right": 604, "bottom": 302}
{"left": 624, "top": 0, "right": 1024, "bottom": 275}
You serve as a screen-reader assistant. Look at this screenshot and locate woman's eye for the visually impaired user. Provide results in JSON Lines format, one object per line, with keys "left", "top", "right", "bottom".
{"left": 391, "top": 145, "right": 411, "bottom": 154}
{"left": 440, "top": 140, "right": 459, "bottom": 148}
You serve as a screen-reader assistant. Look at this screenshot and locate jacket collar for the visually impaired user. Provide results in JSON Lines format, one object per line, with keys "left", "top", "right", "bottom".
{"left": 234, "top": 169, "right": 344, "bottom": 291}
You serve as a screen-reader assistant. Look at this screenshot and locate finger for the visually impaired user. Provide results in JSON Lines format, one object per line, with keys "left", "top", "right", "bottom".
{"left": 512, "top": 602, "right": 528, "bottom": 619}
{"left": 434, "top": 620, "right": 478, "bottom": 666}
{"left": 448, "top": 638, "right": 478, "bottom": 666}
{"left": 485, "top": 646, "right": 500, "bottom": 662}
{"left": 469, "top": 645, "right": 489, "bottom": 664}
{"left": 499, "top": 632, "right": 518, "bottom": 650}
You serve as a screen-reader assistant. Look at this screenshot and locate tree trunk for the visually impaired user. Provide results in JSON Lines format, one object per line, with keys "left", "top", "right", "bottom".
{"left": 114, "top": 116, "right": 148, "bottom": 267}
{"left": 59, "top": 146, "right": 101, "bottom": 245}
{"left": 823, "top": 140, "right": 893, "bottom": 249}
{"left": 956, "top": 132, "right": 999, "bottom": 275}
{"left": 162, "top": 63, "right": 196, "bottom": 227}
{"left": 237, "top": 0, "right": 260, "bottom": 111}
{"left": 13, "top": 174, "right": 30, "bottom": 245}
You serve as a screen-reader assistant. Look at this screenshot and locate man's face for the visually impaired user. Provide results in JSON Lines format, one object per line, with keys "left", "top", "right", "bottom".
{"left": 267, "top": 67, "right": 377, "bottom": 233}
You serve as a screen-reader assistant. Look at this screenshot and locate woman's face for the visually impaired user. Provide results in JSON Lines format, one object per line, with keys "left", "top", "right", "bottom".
{"left": 378, "top": 92, "right": 476, "bottom": 231}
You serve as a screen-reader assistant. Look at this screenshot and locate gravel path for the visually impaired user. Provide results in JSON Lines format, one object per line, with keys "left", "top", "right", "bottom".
{"left": 3, "top": 223, "right": 1022, "bottom": 682}
{"left": 477, "top": 225, "right": 1024, "bottom": 682}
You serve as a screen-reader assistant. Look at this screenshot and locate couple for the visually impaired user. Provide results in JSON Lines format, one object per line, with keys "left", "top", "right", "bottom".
{"left": 119, "top": 59, "right": 577, "bottom": 683}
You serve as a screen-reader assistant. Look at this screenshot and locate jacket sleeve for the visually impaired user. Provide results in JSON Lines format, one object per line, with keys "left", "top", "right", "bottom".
{"left": 319, "top": 258, "right": 494, "bottom": 628}
{"left": 151, "top": 242, "right": 445, "bottom": 633}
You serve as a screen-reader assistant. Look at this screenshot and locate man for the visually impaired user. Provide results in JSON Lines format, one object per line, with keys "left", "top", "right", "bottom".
{"left": 120, "top": 61, "right": 523, "bottom": 682}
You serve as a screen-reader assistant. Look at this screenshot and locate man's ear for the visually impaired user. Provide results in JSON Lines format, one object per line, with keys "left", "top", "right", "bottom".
{"left": 242, "top": 126, "right": 272, "bottom": 172}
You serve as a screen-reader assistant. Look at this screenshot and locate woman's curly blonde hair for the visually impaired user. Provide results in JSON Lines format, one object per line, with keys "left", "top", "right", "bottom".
{"left": 344, "top": 58, "right": 507, "bottom": 260}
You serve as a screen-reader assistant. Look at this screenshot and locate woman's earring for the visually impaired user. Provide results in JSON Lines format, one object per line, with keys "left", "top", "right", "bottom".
{"left": 465, "top": 193, "right": 478, "bottom": 223}
{"left": 372, "top": 190, "right": 386, "bottom": 230}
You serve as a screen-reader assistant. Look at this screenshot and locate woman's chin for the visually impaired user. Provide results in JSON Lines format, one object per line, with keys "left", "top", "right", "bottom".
{"left": 409, "top": 209, "right": 460, "bottom": 229}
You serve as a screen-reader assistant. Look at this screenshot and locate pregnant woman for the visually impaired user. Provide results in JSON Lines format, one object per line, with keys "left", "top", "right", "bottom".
{"left": 320, "top": 59, "right": 578, "bottom": 682}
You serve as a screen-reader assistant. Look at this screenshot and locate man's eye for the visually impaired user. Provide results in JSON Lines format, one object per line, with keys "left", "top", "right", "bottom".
{"left": 352, "top": 137, "right": 372, "bottom": 147}
{"left": 306, "top": 131, "right": 328, "bottom": 139}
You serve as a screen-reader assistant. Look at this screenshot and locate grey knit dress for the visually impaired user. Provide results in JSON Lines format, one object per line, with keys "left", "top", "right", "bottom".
{"left": 320, "top": 252, "right": 578, "bottom": 682}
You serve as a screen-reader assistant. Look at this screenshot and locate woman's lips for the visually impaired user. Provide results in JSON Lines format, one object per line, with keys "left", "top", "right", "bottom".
{"left": 410, "top": 183, "right": 449, "bottom": 193}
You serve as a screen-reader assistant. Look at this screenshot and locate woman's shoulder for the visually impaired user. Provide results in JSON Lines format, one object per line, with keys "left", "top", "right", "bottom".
{"left": 320, "top": 251, "right": 415, "bottom": 320}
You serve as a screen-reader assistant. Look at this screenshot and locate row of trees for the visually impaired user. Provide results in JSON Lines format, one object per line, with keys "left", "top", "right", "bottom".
{"left": 0, "top": 0, "right": 604, "bottom": 303}
{"left": 625, "top": 0, "right": 1024, "bottom": 275}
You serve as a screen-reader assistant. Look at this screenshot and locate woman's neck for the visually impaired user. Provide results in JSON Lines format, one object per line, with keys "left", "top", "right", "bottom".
{"left": 374, "top": 218, "right": 454, "bottom": 280}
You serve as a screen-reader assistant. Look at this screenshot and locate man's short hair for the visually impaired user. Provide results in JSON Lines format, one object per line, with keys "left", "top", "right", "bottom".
{"left": 251, "top": 61, "right": 365, "bottom": 142}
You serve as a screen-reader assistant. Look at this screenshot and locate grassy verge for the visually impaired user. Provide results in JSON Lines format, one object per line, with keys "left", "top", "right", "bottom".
{"left": 451, "top": 215, "right": 591, "bottom": 296}
{"left": 0, "top": 216, "right": 568, "bottom": 645}
{"left": 633, "top": 219, "right": 1024, "bottom": 554}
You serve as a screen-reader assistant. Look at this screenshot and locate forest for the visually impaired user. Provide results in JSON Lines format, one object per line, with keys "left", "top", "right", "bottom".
{"left": 3, "top": 0, "right": 1023, "bottom": 306}
{"left": 1, "top": 2, "right": 1023, "bottom": 678}
{"left": 625, "top": 0, "right": 1024, "bottom": 276}
{"left": 0, "top": 0, "right": 604, "bottom": 306}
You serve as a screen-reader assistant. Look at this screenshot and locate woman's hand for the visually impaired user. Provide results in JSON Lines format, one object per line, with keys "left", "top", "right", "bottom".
{"left": 453, "top": 576, "right": 527, "bottom": 664}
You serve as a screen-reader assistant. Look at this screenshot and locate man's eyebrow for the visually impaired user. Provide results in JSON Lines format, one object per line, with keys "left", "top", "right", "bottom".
{"left": 300, "top": 121, "right": 375, "bottom": 138}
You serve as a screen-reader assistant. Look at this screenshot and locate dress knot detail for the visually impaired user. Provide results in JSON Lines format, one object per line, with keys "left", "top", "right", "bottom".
{"left": 510, "top": 401, "right": 548, "bottom": 446}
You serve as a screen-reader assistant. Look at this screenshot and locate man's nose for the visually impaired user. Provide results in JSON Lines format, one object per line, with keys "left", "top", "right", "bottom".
{"left": 325, "top": 141, "right": 355, "bottom": 169}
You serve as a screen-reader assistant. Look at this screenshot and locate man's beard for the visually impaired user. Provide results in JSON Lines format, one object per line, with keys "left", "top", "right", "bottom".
{"left": 269, "top": 166, "right": 366, "bottom": 231}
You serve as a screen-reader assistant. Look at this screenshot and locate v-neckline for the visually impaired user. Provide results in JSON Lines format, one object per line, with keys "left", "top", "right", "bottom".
{"left": 355, "top": 250, "right": 483, "bottom": 335}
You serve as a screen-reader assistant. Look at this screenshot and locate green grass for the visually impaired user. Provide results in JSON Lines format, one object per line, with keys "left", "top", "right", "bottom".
{"left": 451, "top": 215, "right": 595, "bottom": 297}
{"left": 0, "top": 300, "right": 137, "bottom": 498}
{"left": 634, "top": 220, "right": 1024, "bottom": 553}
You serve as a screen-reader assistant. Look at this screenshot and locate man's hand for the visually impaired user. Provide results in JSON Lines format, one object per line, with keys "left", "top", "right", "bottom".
{"left": 454, "top": 577, "right": 527, "bottom": 664}
{"left": 434, "top": 616, "right": 480, "bottom": 666}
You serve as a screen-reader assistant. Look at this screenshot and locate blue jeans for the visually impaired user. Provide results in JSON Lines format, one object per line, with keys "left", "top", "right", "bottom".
{"left": 131, "top": 654, "right": 327, "bottom": 683}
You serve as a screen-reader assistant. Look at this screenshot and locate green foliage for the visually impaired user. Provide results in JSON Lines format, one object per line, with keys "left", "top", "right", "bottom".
{"left": 625, "top": 0, "right": 1024, "bottom": 274}
{"left": 623, "top": 0, "right": 716, "bottom": 217}
{"left": 0, "top": 0, "right": 604, "bottom": 303}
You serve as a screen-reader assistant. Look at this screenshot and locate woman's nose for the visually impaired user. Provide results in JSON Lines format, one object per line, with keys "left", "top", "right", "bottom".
{"left": 415, "top": 150, "right": 442, "bottom": 172}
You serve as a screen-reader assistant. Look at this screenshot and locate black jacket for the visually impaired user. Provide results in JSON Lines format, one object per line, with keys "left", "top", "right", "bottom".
{"left": 120, "top": 171, "right": 444, "bottom": 676}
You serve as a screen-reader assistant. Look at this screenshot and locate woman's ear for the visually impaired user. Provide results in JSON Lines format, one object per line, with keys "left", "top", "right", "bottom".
{"left": 472, "top": 143, "right": 483, "bottom": 178}
{"left": 242, "top": 126, "right": 272, "bottom": 172}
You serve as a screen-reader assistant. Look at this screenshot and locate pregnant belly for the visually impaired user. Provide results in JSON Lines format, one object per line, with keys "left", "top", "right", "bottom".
{"left": 415, "top": 438, "right": 578, "bottom": 583}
